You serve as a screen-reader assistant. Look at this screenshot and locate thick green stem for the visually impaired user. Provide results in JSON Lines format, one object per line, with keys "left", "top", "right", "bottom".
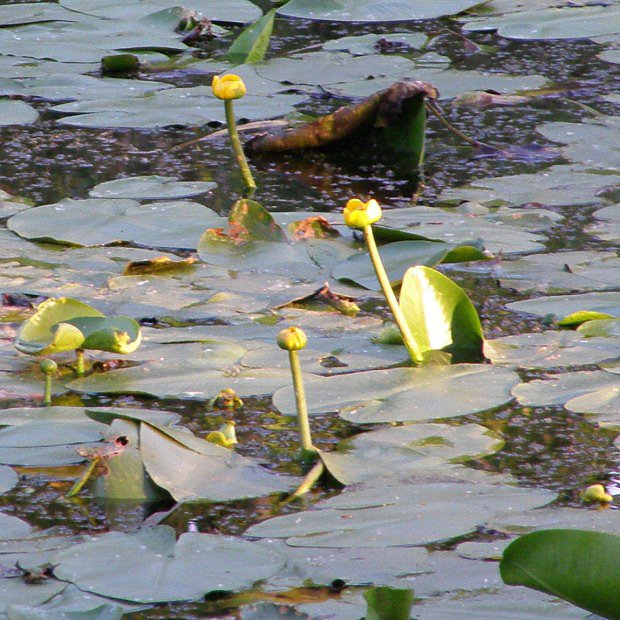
{"left": 288, "top": 459, "right": 324, "bottom": 501}
{"left": 75, "top": 348, "right": 85, "bottom": 376}
{"left": 67, "top": 457, "right": 100, "bottom": 497}
{"left": 288, "top": 349, "right": 314, "bottom": 453}
{"left": 224, "top": 99, "right": 256, "bottom": 192}
{"left": 363, "top": 224, "right": 424, "bottom": 364}
{"left": 43, "top": 374, "right": 52, "bottom": 406}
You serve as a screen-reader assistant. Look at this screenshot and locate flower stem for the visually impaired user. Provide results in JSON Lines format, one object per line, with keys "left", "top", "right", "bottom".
{"left": 363, "top": 224, "right": 424, "bottom": 364}
{"left": 67, "top": 457, "right": 99, "bottom": 497}
{"left": 43, "top": 374, "right": 52, "bottom": 406}
{"left": 75, "top": 348, "right": 85, "bottom": 376}
{"left": 288, "top": 349, "right": 315, "bottom": 453}
{"left": 224, "top": 99, "right": 256, "bottom": 192}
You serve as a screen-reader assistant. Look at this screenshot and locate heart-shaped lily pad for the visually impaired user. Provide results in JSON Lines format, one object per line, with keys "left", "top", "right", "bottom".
{"left": 246, "top": 479, "right": 555, "bottom": 548}
{"left": 52, "top": 525, "right": 286, "bottom": 603}
{"left": 273, "top": 364, "right": 519, "bottom": 423}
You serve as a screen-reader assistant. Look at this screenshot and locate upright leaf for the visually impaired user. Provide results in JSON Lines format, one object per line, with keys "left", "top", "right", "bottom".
{"left": 14, "top": 297, "right": 103, "bottom": 355}
{"left": 227, "top": 9, "right": 276, "bottom": 65}
{"left": 364, "top": 586, "right": 414, "bottom": 620}
{"left": 399, "top": 266, "right": 484, "bottom": 361}
{"left": 501, "top": 529, "right": 620, "bottom": 619}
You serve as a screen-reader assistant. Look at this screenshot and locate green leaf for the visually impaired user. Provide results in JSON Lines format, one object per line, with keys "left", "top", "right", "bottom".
{"left": 399, "top": 266, "right": 484, "bottom": 361}
{"left": 227, "top": 9, "right": 275, "bottom": 65}
{"left": 500, "top": 529, "right": 620, "bottom": 619}
{"left": 376, "top": 90, "right": 426, "bottom": 161}
{"left": 52, "top": 526, "right": 286, "bottom": 603}
{"left": 15, "top": 297, "right": 103, "bottom": 355}
{"left": 364, "top": 586, "right": 414, "bottom": 620}
{"left": 65, "top": 316, "right": 142, "bottom": 354}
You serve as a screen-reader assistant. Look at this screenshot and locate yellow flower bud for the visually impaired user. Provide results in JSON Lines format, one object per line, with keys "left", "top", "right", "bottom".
{"left": 580, "top": 483, "right": 612, "bottom": 503}
{"left": 211, "top": 74, "right": 247, "bottom": 101}
{"left": 277, "top": 326, "right": 307, "bottom": 351}
{"left": 343, "top": 198, "right": 382, "bottom": 229}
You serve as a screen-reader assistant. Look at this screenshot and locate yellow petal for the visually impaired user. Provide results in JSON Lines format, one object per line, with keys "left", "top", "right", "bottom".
{"left": 211, "top": 74, "right": 247, "bottom": 100}
{"left": 343, "top": 198, "right": 382, "bottom": 229}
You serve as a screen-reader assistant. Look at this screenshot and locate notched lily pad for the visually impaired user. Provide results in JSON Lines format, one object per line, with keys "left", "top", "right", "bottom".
{"left": 52, "top": 525, "right": 286, "bottom": 603}
{"left": 89, "top": 175, "right": 216, "bottom": 200}
{"left": 273, "top": 364, "right": 519, "bottom": 423}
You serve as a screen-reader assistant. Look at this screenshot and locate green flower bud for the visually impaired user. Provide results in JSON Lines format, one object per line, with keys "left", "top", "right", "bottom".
{"left": 40, "top": 359, "right": 58, "bottom": 374}
{"left": 277, "top": 326, "right": 307, "bottom": 351}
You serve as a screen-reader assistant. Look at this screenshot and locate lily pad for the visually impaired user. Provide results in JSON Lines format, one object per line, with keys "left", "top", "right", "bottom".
{"left": 245, "top": 479, "right": 555, "bottom": 548}
{"left": 484, "top": 330, "right": 620, "bottom": 369}
{"left": 463, "top": 4, "right": 620, "bottom": 40}
{"left": 0, "top": 99, "right": 38, "bottom": 126}
{"left": 0, "top": 465, "right": 18, "bottom": 495}
{"left": 587, "top": 204, "right": 620, "bottom": 243}
{"left": 323, "top": 32, "right": 428, "bottom": 55}
{"left": 438, "top": 165, "right": 620, "bottom": 208}
{"left": 52, "top": 526, "right": 286, "bottom": 603}
{"left": 8, "top": 198, "right": 223, "bottom": 248}
{"left": 0, "top": 579, "right": 67, "bottom": 614}
{"left": 273, "top": 364, "right": 519, "bottom": 423}
{"left": 318, "top": 423, "right": 503, "bottom": 485}
{"left": 537, "top": 115, "right": 620, "bottom": 172}
{"left": 140, "top": 423, "right": 297, "bottom": 502}
{"left": 507, "top": 292, "right": 620, "bottom": 320}
{"left": 51, "top": 87, "right": 306, "bottom": 129}
{"left": 332, "top": 240, "right": 486, "bottom": 289}
{"left": 277, "top": 0, "right": 496, "bottom": 22}
{"left": 89, "top": 176, "right": 216, "bottom": 200}
{"left": 496, "top": 250, "right": 620, "bottom": 293}
{"left": 14, "top": 297, "right": 103, "bottom": 356}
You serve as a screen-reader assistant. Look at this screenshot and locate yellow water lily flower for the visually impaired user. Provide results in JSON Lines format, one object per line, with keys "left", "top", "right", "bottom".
{"left": 343, "top": 198, "right": 382, "bottom": 229}
{"left": 211, "top": 74, "right": 247, "bottom": 100}
{"left": 277, "top": 326, "right": 307, "bottom": 352}
{"left": 580, "top": 483, "right": 613, "bottom": 503}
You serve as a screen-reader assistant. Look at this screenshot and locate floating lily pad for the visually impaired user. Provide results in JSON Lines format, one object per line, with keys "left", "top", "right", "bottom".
{"left": 273, "top": 364, "right": 519, "bottom": 423}
{"left": 507, "top": 292, "right": 620, "bottom": 320}
{"left": 537, "top": 115, "right": 620, "bottom": 172}
{"left": 68, "top": 340, "right": 306, "bottom": 400}
{"left": 52, "top": 526, "right": 286, "bottom": 603}
{"left": 324, "top": 67, "right": 547, "bottom": 101}
{"left": 51, "top": 87, "right": 306, "bottom": 129}
{"left": 0, "top": 579, "right": 67, "bottom": 614}
{"left": 59, "top": 0, "right": 261, "bottom": 23}
{"left": 413, "top": 586, "right": 590, "bottom": 619}
{"left": 6, "top": 603, "right": 127, "bottom": 619}
{"left": 277, "top": 0, "right": 497, "bottom": 22}
{"left": 318, "top": 423, "right": 503, "bottom": 485}
{"left": 496, "top": 250, "right": 620, "bottom": 293}
{"left": 140, "top": 423, "right": 297, "bottom": 502}
{"left": 89, "top": 176, "right": 216, "bottom": 200}
{"left": 264, "top": 539, "right": 429, "bottom": 587}
{"left": 376, "top": 205, "right": 556, "bottom": 254}
{"left": 323, "top": 32, "right": 428, "bottom": 55}
{"left": 8, "top": 198, "right": 223, "bottom": 248}
{"left": 332, "top": 240, "right": 486, "bottom": 289}
{"left": 463, "top": 4, "right": 620, "bottom": 40}
{"left": 0, "top": 512, "right": 33, "bottom": 540}
{"left": 22, "top": 74, "right": 172, "bottom": 102}
{"left": 587, "top": 204, "right": 620, "bottom": 243}
{"left": 0, "top": 99, "right": 38, "bottom": 126}
{"left": 484, "top": 330, "right": 620, "bottom": 369}
{"left": 0, "top": 465, "right": 18, "bottom": 495}
{"left": 438, "top": 165, "right": 620, "bottom": 208}
{"left": 246, "top": 480, "right": 555, "bottom": 548}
